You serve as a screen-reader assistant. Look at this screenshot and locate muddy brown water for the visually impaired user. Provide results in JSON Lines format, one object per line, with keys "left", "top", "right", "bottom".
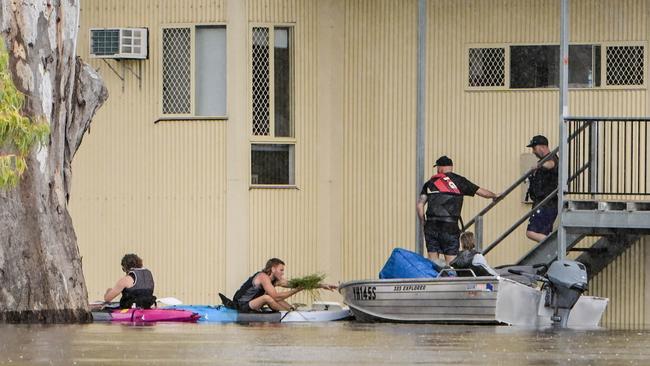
{"left": 0, "top": 322, "right": 649, "bottom": 365}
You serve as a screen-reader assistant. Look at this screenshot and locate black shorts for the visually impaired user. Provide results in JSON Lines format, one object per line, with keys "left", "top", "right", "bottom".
{"left": 424, "top": 221, "right": 460, "bottom": 256}
{"left": 527, "top": 206, "right": 558, "bottom": 235}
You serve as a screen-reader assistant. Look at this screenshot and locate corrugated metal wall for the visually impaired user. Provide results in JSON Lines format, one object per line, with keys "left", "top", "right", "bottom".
{"left": 342, "top": 0, "right": 418, "bottom": 281}
{"left": 72, "top": 0, "right": 649, "bottom": 322}
{"left": 246, "top": 0, "right": 321, "bottom": 305}
{"left": 425, "top": 0, "right": 649, "bottom": 323}
{"left": 590, "top": 237, "right": 647, "bottom": 327}
{"left": 342, "top": 0, "right": 649, "bottom": 323}
{"left": 427, "top": 0, "right": 649, "bottom": 265}
{"left": 73, "top": 0, "right": 228, "bottom": 304}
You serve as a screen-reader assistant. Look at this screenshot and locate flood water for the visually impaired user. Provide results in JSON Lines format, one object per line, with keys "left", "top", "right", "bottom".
{"left": 1, "top": 322, "right": 649, "bottom": 365}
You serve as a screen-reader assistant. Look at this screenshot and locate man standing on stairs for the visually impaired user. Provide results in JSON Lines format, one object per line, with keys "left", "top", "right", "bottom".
{"left": 526, "top": 135, "right": 559, "bottom": 242}
{"left": 417, "top": 156, "right": 500, "bottom": 264}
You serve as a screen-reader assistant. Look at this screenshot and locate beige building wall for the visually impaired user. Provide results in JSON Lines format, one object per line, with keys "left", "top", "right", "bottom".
{"left": 71, "top": 0, "right": 648, "bottom": 322}
{"left": 342, "top": 0, "right": 418, "bottom": 281}
{"left": 246, "top": 0, "right": 322, "bottom": 303}
{"left": 427, "top": 0, "right": 649, "bottom": 324}
{"left": 341, "top": 0, "right": 649, "bottom": 323}
{"left": 73, "top": 0, "right": 229, "bottom": 304}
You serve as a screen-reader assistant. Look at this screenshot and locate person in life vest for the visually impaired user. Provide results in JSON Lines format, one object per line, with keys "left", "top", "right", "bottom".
{"left": 417, "top": 156, "right": 500, "bottom": 264}
{"left": 525, "top": 135, "right": 559, "bottom": 242}
{"left": 104, "top": 253, "right": 156, "bottom": 309}
{"left": 450, "top": 232, "right": 498, "bottom": 277}
{"left": 232, "top": 258, "right": 337, "bottom": 312}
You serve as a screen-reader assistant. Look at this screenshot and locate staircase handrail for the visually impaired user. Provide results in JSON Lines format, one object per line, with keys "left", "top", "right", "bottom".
{"left": 481, "top": 188, "right": 558, "bottom": 255}
{"left": 463, "top": 146, "right": 559, "bottom": 231}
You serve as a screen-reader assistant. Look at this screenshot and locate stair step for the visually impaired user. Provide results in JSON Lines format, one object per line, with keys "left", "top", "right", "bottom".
{"left": 576, "top": 234, "right": 640, "bottom": 280}
{"left": 567, "top": 247, "right": 607, "bottom": 254}
{"left": 567, "top": 200, "right": 650, "bottom": 212}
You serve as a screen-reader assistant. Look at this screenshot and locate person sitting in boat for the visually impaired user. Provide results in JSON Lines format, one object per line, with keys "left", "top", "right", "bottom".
{"left": 450, "top": 232, "right": 498, "bottom": 277}
{"left": 232, "top": 258, "right": 336, "bottom": 312}
{"left": 104, "top": 253, "right": 157, "bottom": 309}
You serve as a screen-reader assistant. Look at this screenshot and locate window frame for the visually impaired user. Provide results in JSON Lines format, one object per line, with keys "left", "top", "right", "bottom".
{"left": 465, "top": 41, "right": 647, "bottom": 91}
{"left": 465, "top": 43, "right": 510, "bottom": 91}
{"left": 600, "top": 41, "right": 647, "bottom": 90}
{"left": 248, "top": 23, "right": 298, "bottom": 189}
{"left": 159, "top": 23, "right": 228, "bottom": 120}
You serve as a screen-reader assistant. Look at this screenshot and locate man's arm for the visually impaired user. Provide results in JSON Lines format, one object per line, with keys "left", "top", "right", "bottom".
{"left": 476, "top": 187, "right": 500, "bottom": 201}
{"left": 259, "top": 274, "right": 302, "bottom": 301}
{"left": 416, "top": 194, "right": 427, "bottom": 226}
{"left": 104, "top": 276, "right": 133, "bottom": 302}
{"left": 540, "top": 158, "right": 556, "bottom": 170}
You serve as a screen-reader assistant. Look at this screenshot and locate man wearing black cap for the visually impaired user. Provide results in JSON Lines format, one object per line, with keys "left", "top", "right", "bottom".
{"left": 526, "top": 135, "right": 559, "bottom": 242}
{"left": 417, "top": 156, "right": 499, "bottom": 264}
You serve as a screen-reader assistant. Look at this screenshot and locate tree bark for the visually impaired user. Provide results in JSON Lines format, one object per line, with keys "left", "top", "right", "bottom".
{"left": 0, "top": 0, "right": 107, "bottom": 323}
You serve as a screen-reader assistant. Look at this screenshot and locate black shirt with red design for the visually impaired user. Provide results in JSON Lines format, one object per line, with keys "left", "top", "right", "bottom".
{"left": 420, "top": 172, "right": 479, "bottom": 197}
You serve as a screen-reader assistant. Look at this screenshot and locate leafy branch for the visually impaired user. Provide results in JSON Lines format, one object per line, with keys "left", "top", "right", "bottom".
{"left": 287, "top": 273, "right": 327, "bottom": 302}
{"left": 0, "top": 42, "right": 50, "bottom": 189}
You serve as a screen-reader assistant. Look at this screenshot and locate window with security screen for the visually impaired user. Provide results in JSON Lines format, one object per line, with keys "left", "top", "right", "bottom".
{"left": 468, "top": 42, "right": 645, "bottom": 90}
{"left": 606, "top": 45, "right": 644, "bottom": 86}
{"left": 250, "top": 25, "right": 295, "bottom": 186}
{"left": 468, "top": 47, "right": 505, "bottom": 87}
{"left": 162, "top": 28, "right": 191, "bottom": 114}
{"left": 252, "top": 27, "right": 271, "bottom": 135}
{"left": 161, "top": 25, "right": 227, "bottom": 117}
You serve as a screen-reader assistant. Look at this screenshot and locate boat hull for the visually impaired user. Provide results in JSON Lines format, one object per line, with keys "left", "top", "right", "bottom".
{"left": 340, "top": 277, "right": 500, "bottom": 323}
{"left": 340, "top": 277, "right": 608, "bottom": 326}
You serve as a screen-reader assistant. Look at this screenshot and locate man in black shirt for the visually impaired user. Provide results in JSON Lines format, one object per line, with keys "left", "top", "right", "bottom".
{"left": 525, "top": 135, "right": 559, "bottom": 242}
{"left": 417, "top": 156, "right": 499, "bottom": 264}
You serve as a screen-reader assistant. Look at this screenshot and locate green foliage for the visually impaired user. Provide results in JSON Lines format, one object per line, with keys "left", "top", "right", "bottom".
{"left": 0, "top": 41, "right": 50, "bottom": 189}
{"left": 288, "top": 273, "right": 327, "bottom": 301}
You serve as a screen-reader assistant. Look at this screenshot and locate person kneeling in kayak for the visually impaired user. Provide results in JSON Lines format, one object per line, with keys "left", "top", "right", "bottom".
{"left": 232, "top": 258, "right": 336, "bottom": 312}
{"left": 450, "top": 232, "right": 498, "bottom": 277}
{"left": 104, "top": 253, "right": 157, "bottom": 309}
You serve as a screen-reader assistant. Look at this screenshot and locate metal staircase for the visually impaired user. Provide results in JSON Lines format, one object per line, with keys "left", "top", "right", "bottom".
{"left": 464, "top": 117, "right": 650, "bottom": 278}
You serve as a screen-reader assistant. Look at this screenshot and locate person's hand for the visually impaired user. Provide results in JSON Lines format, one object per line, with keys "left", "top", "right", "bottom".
{"left": 492, "top": 193, "right": 502, "bottom": 203}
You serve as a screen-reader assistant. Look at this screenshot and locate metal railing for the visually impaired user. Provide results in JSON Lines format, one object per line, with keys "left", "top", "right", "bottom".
{"left": 464, "top": 116, "right": 650, "bottom": 256}
{"left": 462, "top": 147, "right": 559, "bottom": 252}
{"left": 565, "top": 117, "right": 650, "bottom": 196}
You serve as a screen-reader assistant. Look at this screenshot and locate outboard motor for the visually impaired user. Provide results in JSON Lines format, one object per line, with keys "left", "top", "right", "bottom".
{"left": 543, "top": 260, "right": 588, "bottom": 327}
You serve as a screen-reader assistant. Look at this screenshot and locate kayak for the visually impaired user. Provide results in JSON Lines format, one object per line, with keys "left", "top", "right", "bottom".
{"left": 92, "top": 308, "right": 200, "bottom": 323}
{"left": 166, "top": 302, "right": 352, "bottom": 323}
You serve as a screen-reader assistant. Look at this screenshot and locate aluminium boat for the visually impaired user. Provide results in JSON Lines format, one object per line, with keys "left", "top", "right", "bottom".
{"left": 339, "top": 262, "right": 608, "bottom": 327}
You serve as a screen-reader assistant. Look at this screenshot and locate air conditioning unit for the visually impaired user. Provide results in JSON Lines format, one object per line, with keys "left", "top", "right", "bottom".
{"left": 90, "top": 28, "right": 148, "bottom": 59}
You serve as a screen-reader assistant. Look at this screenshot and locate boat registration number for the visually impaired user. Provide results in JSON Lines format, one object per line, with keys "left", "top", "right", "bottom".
{"left": 352, "top": 286, "right": 376, "bottom": 300}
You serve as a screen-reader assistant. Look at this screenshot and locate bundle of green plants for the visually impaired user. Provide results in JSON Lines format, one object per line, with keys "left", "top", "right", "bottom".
{"left": 288, "top": 273, "right": 327, "bottom": 301}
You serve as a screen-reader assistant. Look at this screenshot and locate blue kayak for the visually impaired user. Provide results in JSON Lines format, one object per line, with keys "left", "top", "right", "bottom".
{"left": 166, "top": 303, "right": 351, "bottom": 323}
{"left": 166, "top": 305, "right": 279, "bottom": 322}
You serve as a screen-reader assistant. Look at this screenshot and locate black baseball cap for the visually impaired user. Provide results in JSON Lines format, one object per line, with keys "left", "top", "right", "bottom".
{"left": 434, "top": 155, "right": 453, "bottom": 167}
{"left": 526, "top": 135, "right": 549, "bottom": 147}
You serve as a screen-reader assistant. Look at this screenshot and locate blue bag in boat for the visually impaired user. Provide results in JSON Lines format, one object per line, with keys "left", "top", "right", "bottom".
{"left": 379, "top": 248, "right": 441, "bottom": 279}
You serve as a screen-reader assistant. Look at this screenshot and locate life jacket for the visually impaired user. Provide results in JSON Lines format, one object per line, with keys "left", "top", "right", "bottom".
{"left": 120, "top": 268, "right": 156, "bottom": 309}
{"left": 450, "top": 250, "right": 494, "bottom": 277}
{"left": 527, "top": 154, "right": 559, "bottom": 205}
{"left": 425, "top": 173, "right": 464, "bottom": 223}
{"left": 232, "top": 272, "right": 278, "bottom": 308}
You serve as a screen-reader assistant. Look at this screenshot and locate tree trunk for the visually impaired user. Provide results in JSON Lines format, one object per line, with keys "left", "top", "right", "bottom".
{"left": 0, "top": 0, "right": 107, "bottom": 323}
